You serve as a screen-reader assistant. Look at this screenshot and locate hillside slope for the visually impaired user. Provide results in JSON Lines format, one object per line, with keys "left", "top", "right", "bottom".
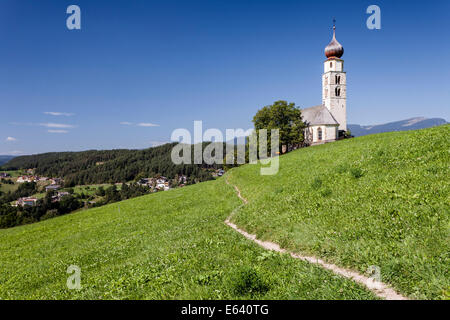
{"left": 0, "top": 178, "right": 374, "bottom": 299}
{"left": 228, "top": 124, "right": 449, "bottom": 299}
{"left": 0, "top": 125, "right": 447, "bottom": 300}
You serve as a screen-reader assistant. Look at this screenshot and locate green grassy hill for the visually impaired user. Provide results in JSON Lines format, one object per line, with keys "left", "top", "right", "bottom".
{"left": 0, "top": 179, "right": 374, "bottom": 299}
{"left": 0, "top": 125, "right": 448, "bottom": 299}
{"left": 228, "top": 124, "right": 449, "bottom": 299}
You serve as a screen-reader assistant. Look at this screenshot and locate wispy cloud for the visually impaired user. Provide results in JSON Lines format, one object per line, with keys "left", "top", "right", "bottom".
{"left": 44, "top": 112, "right": 75, "bottom": 117}
{"left": 11, "top": 122, "right": 76, "bottom": 129}
{"left": 39, "top": 123, "right": 76, "bottom": 129}
{"left": 0, "top": 150, "right": 23, "bottom": 155}
{"left": 48, "top": 130, "right": 69, "bottom": 134}
{"left": 137, "top": 123, "right": 160, "bottom": 127}
{"left": 121, "top": 122, "right": 160, "bottom": 127}
{"left": 6, "top": 137, "right": 17, "bottom": 142}
{"left": 149, "top": 141, "right": 168, "bottom": 147}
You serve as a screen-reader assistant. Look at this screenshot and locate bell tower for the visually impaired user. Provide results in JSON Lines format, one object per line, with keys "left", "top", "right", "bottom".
{"left": 322, "top": 20, "right": 347, "bottom": 132}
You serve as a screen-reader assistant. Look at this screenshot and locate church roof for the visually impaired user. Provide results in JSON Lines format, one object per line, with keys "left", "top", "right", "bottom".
{"left": 302, "top": 105, "right": 339, "bottom": 126}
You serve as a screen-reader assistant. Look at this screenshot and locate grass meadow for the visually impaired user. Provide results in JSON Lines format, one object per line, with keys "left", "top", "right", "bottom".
{"left": 228, "top": 125, "right": 449, "bottom": 299}
{"left": 0, "top": 125, "right": 448, "bottom": 299}
{"left": 0, "top": 179, "right": 375, "bottom": 299}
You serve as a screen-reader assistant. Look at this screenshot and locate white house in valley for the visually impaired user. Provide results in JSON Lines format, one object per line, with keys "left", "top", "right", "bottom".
{"left": 303, "top": 22, "right": 347, "bottom": 145}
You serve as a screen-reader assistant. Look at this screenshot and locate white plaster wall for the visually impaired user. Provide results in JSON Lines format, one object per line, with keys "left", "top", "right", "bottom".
{"left": 325, "top": 125, "right": 338, "bottom": 141}
{"left": 328, "top": 100, "right": 347, "bottom": 132}
{"left": 324, "top": 59, "right": 343, "bottom": 73}
{"left": 304, "top": 125, "right": 337, "bottom": 144}
{"left": 323, "top": 60, "right": 347, "bottom": 132}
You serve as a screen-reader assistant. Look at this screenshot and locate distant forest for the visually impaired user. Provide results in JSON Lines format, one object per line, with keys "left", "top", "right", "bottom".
{"left": 2, "top": 143, "right": 226, "bottom": 186}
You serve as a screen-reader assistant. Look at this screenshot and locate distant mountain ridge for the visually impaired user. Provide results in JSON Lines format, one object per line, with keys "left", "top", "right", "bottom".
{"left": 348, "top": 117, "right": 447, "bottom": 137}
{"left": 0, "top": 156, "right": 15, "bottom": 166}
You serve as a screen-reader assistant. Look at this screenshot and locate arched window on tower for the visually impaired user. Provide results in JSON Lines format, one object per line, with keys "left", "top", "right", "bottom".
{"left": 336, "top": 75, "right": 340, "bottom": 84}
{"left": 317, "top": 128, "right": 323, "bottom": 141}
{"left": 330, "top": 62, "right": 333, "bottom": 68}
{"left": 335, "top": 87, "right": 341, "bottom": 97}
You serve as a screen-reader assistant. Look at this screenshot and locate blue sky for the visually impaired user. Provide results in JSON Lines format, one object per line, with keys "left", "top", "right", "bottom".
{"left": 0, "top": 0, "right": 449, "bottom": 155}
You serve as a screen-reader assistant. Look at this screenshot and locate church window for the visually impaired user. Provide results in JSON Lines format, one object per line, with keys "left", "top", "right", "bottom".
{"left": 318, "top": 128, "right": 323, "bottom": 141}
{"left": 336, "top": 75, "right": 340, "bottom": 84}
{"left": 335, "top": 87, "right": 341, "bottom": 97}
{"left": 330, "top": 62, "right": 332, "bottom": 68}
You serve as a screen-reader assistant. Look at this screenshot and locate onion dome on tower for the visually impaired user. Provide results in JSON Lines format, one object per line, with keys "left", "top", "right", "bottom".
{"left": 324, "top": 20, "right": 344, "bottom": 59}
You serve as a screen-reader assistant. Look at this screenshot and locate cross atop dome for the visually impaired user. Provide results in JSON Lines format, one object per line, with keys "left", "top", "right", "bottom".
{"left": 325, "top": 19, "right": 344, "bottom": 59}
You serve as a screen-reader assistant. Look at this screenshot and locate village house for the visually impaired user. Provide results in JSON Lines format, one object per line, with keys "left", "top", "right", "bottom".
{"left": 156, "top": 183, "right": 166, "bottom": 190}
{"left": 136, "top": 176, "right": 174, "bottom": 191}
{"left": 58, "top": 191, "right": 70, "bottom": 198}
{"left": 137, "top": 178, "right": 151, "bottom": 186}
{"left": 50, "top": 178, "right": 63, "bottom": 185}
{"left": 137, "top": 178, "right": 160, "bottom": 188}
{"left": 156, "top": 176, "right": 167, "bottom": 185}
{"left": 51, "top": 191, "right": 70, "bottom": 202}
{"left": 17, "top": 176, "right": 35, "bottom": 183}
{"left": 16, "top": 197, "right": 38, "bottom": 207}
{"left": 46, "top": 184, "right": 61, "bottom": 192}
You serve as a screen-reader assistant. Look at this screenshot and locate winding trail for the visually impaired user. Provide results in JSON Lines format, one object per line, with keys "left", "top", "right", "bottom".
{"left": 224, "top": 176, "right": 408, "bottom": 300}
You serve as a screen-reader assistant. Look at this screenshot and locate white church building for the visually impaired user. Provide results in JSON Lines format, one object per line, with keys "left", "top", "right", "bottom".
{"left": 303, "top": 23, "right": 347, "bottom": 145}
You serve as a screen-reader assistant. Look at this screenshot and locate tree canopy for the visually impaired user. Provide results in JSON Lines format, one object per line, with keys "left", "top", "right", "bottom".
{"left": 252, "top": 100, "right": 305, "bottom": 153}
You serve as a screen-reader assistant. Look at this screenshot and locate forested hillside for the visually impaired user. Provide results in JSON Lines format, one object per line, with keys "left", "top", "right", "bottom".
{"left": 2, "top": 143, "right": 224, "bottom": 185}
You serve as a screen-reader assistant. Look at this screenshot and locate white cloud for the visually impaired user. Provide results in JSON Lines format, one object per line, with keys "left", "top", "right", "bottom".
{"left": 48, "top": 130, "right": 69, "bottom": 134}
{"left": 149, "top": 141, "right": 168, "bottom": 147}
{"left": 120, "top": 122, "right": 133, "bottom": 125}
{"left": 0, "top": 150, "right": 23, "bottom": 155}
{"left": 39, "top": 123, "right": 76, "bottom": 129}
{"left": 137, "top": 123, "right": 160, "bottom": 127}
{"left": 44, "top": 112, "right": 75, "bottom": 116}
{"left": 6, "top": 137, "right": 17, "bottom": 142}
{"left": 11, "top": 122, "right": 76, "bottom": 129}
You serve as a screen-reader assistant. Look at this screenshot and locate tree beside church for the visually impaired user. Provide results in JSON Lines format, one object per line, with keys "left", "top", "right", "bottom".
{"left": 252, "top": 100, "right": 306, "bottom": 154}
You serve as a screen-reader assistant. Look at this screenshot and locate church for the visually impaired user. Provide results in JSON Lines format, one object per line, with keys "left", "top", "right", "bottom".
{"left": 302, "top": 23, "right": 347, "bottom": 145}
